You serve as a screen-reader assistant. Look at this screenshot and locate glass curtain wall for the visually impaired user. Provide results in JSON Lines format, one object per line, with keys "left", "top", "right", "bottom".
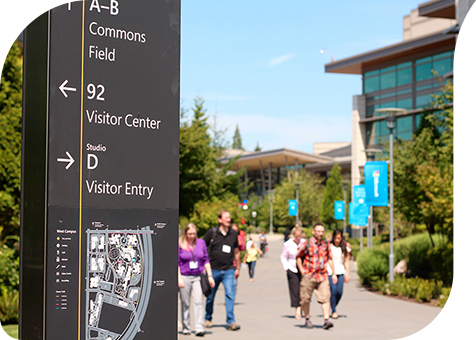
{"left": 363, "top": 50, "right": 454, "bottom": 147}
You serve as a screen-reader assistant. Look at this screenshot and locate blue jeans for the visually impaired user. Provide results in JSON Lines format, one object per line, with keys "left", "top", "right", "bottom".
{"left": 247, "top": 261, "right": 256, "bottom": 279}
{"left": 205, "top": 268, "right": 236, "bottom": 326}
{"left": 329, "top": 274, "right": 344, "bottom": 314}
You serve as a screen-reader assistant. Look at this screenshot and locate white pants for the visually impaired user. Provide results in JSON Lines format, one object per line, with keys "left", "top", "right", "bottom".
{"left": 180, "top": 275, "right": 204, "bottom": 332}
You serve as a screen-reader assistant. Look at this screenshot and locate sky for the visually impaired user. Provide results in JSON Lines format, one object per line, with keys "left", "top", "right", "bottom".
{"left": 1, "top": 1, "right": 476, "bottom": 339}
{"left": 179, "top": 1, "right": 424, "bottom": 153}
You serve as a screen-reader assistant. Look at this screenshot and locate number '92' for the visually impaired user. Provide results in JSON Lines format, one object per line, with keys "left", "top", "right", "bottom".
{"left": 87, "top": 83, "right": 106, "bottom": 101}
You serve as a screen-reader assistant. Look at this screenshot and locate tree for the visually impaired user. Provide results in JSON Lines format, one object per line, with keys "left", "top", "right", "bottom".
{"left": 179, "top": 97, "right": 242, "bottom": 219}
{"left": 232, "top": 125, "right": 243, "bottom": 150}
{"left": 321, "top": 164, "right": 344, "bottom": 228}
{"left": 254, "top": 143, "right": 262, "bottom": 152}
{"left": 179, "top": 97, "right": 217, "bottom": 218}
{"left": 0, "top": 43, "right": 22, "bottom": 242}
{"left": 392, "top": 81, "right": 453, "bottom": 245}
{"left": 272, "top": 170, "right": 324, "bottom": 227}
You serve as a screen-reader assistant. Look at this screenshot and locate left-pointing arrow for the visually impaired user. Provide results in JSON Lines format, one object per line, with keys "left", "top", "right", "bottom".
{"left": 59, "top": 79, "right": 77, "bottom": 98}
{"left": 57, "top": 151, "right": 75, "bottom": 170}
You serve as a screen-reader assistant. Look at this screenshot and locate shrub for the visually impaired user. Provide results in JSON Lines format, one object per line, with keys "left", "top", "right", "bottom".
{"left": 0, "top": 286, "right": 19, "bottom": 324}
{"left": 357, "top": 247, "right": 389, "bottom": 285}
{"left": 427, "top": 242, "right": 453, "bottom": 285}
{"left": 415, "top": 280, "right": 433, "bottom": 302}
{"left": 437, "top": 287, "right": 451, "bottom": 307}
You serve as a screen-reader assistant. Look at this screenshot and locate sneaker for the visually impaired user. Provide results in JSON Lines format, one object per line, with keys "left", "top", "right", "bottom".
{"left": 195, "top": 331, "right": 205, "bottom": 337}
{"left": 204, "top": 321, "right": 212, "bottom": 328}
{"left": 304, "top": 319, "right": 313, "bottom": 329}
{"left": 323, "top": 320, "right": 334, "bottom": 330}
{"left": 227, "top": 323, "right": 241, "bottom": 331}
{"left": 182, "top": 329, "right": 191, "bottom": 335}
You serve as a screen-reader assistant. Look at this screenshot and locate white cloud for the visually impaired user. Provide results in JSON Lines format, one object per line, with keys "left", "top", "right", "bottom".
{"left": 267, "top": 54, "right": 296, "bottom": 67}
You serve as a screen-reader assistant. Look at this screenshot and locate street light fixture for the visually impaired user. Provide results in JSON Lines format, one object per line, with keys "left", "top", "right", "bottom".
{"left": 319, "top": 47, "right": 334, "bottom": 62}
{"left": 375, "top": 108, "right": 406, "bottom": 282}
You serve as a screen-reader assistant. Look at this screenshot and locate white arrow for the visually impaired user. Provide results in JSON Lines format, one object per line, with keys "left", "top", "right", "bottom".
{"left": 59, "top": 79, "right": 77, "bottom": 98}
{"left": 57, "top": 151, "right": 75, "bottom": 170}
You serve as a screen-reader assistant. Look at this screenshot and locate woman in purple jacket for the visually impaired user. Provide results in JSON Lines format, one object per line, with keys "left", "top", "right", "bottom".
{"left": 178, "top": 223, "right": 215, "bottom": 336}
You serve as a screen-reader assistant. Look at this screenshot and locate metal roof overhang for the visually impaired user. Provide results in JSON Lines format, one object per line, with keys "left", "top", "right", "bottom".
{"left": 324, "top": 32, "right": 455, "bottom": 75}
{"left": 418, "top": 0, "right": 455, "bottom": 19}
{"left": 220, "top": 148, "right": 333, "bottom": 171}
{"left": 305, "top": 159, "right": 351, "bottom": 173}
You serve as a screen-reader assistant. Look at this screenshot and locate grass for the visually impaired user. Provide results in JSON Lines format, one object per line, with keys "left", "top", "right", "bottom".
{"left": 1, "top": 324, "right": 18, "bottom": 339}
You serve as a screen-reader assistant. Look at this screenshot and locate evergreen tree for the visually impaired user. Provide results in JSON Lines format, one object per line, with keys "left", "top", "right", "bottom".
{"left": 179, "top": 97, "right": 242, "bottom": 219}
{"left": 0, "top": 43, "right": 22, "bottom": 241}
{"left": 254, "top": 142, "right": 262, "bottom": 152}
{"left": 321, "top": 163, "right": 344, "bottom": 228}
{"left": 232, "top": 125, "right": 243, "bottom": 150}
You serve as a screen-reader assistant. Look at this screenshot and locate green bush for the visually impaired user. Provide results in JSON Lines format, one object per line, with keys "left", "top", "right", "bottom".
{"left": 357, "top": 247, "right": 389, "bottom": 285}
{"left": 0, "top": 244, "right": 19, "bottom": 324}
{"left": 0, "top": 286, "right": 19, "bottom": 324}
{"left": 369, "top": 275, "right": 449, "bottom": 307}
{"left": 415, "top": 280, "right": 433, "bottom": 302}
{"left": 437, "top": 287, "right": 451, "bottom": 307}
{"left": 427, "top": 242, "right": 453, "bottom": 285}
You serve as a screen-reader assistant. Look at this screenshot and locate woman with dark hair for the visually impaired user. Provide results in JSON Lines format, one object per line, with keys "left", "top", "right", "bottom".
{"left": 327, "top": 229, "right": 351, "bottom": 319}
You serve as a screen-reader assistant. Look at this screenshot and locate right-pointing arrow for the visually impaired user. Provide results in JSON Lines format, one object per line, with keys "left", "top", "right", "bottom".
{"left": 57, "top": 151, "right": 75, "bottom": 170}
{"left": 59, "top": 79, "right": 77, "bottom": 98}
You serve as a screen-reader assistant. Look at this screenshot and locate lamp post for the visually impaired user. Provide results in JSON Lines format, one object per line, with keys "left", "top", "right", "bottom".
{"left": 343, "top": 182, "right": 347, "bottom": 236}
{"left": 268, "top": 190, "right": 275, "bottom": 235}
{"left": 364, "top": 148, "right": 383, "bottom": 249}
{"left": 294, "top": 181, "right": 302, "bottom": 225}
{"left": 376, "top": 108, "right": 406, "bottom": 282}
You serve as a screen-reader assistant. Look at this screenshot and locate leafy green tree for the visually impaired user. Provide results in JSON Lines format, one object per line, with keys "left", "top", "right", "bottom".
{"left": 0, "top": 43, "right": 22, "bottom": 242}
{"left": 321, "top": 163, "right": 344, "bottom": 228}
{"left": 232, "top": 125, "right": 244, "bottom": 150}
{"left": 272, "top": 170, "right": 324, "bottom": 227}
{"left": 189, "top": 194, "right": 241, "bottom": 236}
{"left": 392, "top": 81, "right": 453, "bottom": 245}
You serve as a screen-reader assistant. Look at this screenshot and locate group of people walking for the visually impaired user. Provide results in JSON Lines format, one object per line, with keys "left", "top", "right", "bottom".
{"left": 178, "top": 210, "right": 241, "bottom": 336}
{"left": 280, "top": 224, "right": 351, "bottom": 330}
{"left": 178, "top": 209, "right": 350, "bottom": 336}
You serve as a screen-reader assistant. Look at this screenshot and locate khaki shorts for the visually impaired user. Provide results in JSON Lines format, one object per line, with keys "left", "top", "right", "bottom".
{"left": 299, "top": 275, "right": 331, "bottom": 305}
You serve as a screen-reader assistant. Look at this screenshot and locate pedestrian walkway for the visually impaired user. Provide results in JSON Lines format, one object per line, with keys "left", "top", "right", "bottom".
{"left": 178, "top": 233, "right": 441, "bottom": 340}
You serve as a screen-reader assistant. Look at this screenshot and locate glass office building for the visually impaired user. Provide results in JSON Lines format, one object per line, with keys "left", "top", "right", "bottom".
{"left": 324, "top": 0, "right": 460, "bottom": 187}
{"left": 364, "top": 50, "right": 454, "bottom": 148}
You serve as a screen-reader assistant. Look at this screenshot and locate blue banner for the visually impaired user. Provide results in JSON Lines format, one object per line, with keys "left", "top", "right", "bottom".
{"left": 334, "top": 201, "right": 345, "bottom": 220}
{"left": 349, "top": 202, "right": 369, "bottom": 226}
{"left": 351, "top": 185, "right": 369, "bottom": 226}
{"left": 288, "top": 199, "right": 297, "bottom": 216}
{"left": 364, "top": 161, "right": 389, "bottom": 207}
{"left": 353, "top": 185, "right": 366, "bottom": 205}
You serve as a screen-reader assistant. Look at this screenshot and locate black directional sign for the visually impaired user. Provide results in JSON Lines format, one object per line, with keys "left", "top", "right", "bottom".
{"left": 20, "top": 1, "right": 180, "bottom": 339}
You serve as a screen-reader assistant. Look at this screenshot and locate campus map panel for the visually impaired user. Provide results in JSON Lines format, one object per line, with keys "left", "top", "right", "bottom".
{"left": 43, "top": 1, "right": 180, "bottom": 339}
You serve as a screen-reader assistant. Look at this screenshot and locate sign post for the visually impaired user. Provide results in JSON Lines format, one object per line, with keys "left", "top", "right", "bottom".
{"left": 20, "top": 1, "right": 180, "bottom": 339}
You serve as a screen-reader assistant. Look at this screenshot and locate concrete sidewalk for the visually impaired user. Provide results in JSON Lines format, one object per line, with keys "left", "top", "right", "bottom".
{"left": 178, "top": 234, "right": 441, "bottom": 340}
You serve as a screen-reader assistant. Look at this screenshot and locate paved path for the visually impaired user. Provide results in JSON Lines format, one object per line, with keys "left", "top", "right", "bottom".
{"left": 178, "top": 234, "right": 441, "bottom": 340}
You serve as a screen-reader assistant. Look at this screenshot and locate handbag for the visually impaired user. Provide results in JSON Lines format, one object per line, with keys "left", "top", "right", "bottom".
{"left": 200, "top": 271, "right": 212, "bottom": 297}
{"left": 189, "top": 244, "right": 212, "bottom": 297}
